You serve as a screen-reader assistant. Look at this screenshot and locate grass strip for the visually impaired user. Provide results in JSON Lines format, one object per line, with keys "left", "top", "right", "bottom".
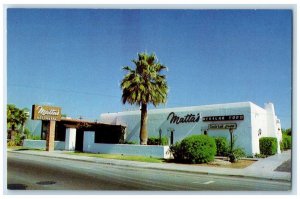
{"left": 65, "top": 152, "right": 164, "bottom": 163}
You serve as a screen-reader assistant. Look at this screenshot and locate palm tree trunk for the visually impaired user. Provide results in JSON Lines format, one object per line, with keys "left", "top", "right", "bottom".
{"left": 11, "top": 124, "right": 16, "bottom": 140}
{"left": 140, "top": 103, "right": 148, "bottom": 145}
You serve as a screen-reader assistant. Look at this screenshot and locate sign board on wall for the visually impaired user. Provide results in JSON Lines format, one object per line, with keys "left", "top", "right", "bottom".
{"left": 202, "top": 115, "right": 244, "bottom": 122}
{"left": 208, "top": 123, "right": 237, "bottom": 129}
{"left": 167, "top": 112, "right": 200, "bottom": 124}
{"left": 31, "top": 105, "right": 61, "bottom": 121}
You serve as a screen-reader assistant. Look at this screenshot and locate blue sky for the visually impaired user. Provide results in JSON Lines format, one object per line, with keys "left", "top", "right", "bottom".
{"left": 7, "top": 9, "right": 292, "bottom": 128}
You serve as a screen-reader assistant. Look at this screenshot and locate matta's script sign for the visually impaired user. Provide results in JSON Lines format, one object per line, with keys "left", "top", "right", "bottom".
{"left": 32, "top": 105, "right": 61, "bottom": 121}
{"left": 167, "top": 112, "right": 200, "bottom": 124}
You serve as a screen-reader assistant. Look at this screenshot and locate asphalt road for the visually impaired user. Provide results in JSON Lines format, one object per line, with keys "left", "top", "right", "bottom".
{"left": 6, "top": 152, "right": 291, "bottom": 192}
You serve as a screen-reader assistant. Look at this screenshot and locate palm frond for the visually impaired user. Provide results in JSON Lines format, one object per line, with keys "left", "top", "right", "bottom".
{"left": 121, "top": 52, "right": 168, "bottom": 107}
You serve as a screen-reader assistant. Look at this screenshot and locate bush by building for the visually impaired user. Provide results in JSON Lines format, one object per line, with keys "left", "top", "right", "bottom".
{"left": 124, "top": 140, "right": 138, "bottom": 144}
{"left": 214, "top": 137, "right": 229, "bottom": 156}
{"left": 169, "top": 135, "right": 216, "bottom": 164}
{"left": 147, "top": 136, "right": 169, "bottom": 146}
{"left": 280, "top": 135, "right": 291, "bottom": 150}
{"left": 259, "top": 137, "right": 277, "bottom": 156}
{"left": 229, "top": 147, "right": 246, "bottom": 162}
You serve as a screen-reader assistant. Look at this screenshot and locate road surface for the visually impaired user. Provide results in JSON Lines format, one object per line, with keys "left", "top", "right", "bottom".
{"left": 7, "top": 152, "right": 291, "bottom": 192}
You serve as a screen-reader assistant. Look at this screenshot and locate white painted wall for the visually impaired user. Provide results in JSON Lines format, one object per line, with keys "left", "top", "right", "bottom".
{"left": 83, "top": 131, "right": 95, "bottom": 152}
{"left": 249, "top": 103, "right": 268, "bottom": 155}
{"left": 265, "top": 103, "right": 282, "bottom": 153}
{"left": 100, "top": 102, "right": 282, "bottom": 156}
{"left": 83, "top": 143, "right": 171, "bottom": 159}
{"left": 65, "top": 128, "right": 76, "bottom": 151}
{"left": 82, "top": 131, "right": 170, "bottom": 158}
{"left": 23, "top": 139, "right": 65, "bottom": 150}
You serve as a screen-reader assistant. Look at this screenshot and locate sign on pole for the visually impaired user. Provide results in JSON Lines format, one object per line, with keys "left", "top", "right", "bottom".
{"left": 31, "top": 105, "right": 61, "bottom": 121}
{"left": 208, "top": 123, "right": 237, "bottom": 129}
{"left": 31, "top": 104, "right": 61, "bottom": 151}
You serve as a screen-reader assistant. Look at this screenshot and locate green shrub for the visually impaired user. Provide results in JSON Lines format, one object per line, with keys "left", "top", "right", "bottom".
{"left": 160, "top": 137, "right": 168, "bottom": 145}
{"left": 147, "top": 136, "right": 169, "bottom": 145}
{"left": 8, "top": 132, "right": 23, "bottom": 146}
{"left": 282, "top": 128, "right": 292, "bottom": 136}
{"left": 280, "top": 135, "right": 291, "bottom": 150}
{"left": 259, "top": 137, "right": 278, "bottom": 156}
{"left": 233, "top": 147, "right": 246, "bottom": 159}
{"left": 7, "top": 139, "right": 17, "bottom": 147}
{"left": 254, "top": 153, "right": 267, "bottom": 158}
{"left": 27, "top": 134, "right": 41, "bottom": 140}
{"left": 24, "top": 128, "right": 31, "bottom": 138}
{"left": 147, "top": 137, "right": 158, "bottom": 145}
{"left": 124, "top": 140, "right": 138, "bottom": 144}
{"left": 214, "top": 137, "right": 229, "bottom": 156}
{"left": 228, "top": 147, "right": 246, "bottom": 163}
{"left": 169, "top": 135, "right": 216, "bottom": 164}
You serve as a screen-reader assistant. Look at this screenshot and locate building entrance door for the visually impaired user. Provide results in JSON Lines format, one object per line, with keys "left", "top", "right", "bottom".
{"left": 75, "top": 129, "right": 84, "bottom": 152}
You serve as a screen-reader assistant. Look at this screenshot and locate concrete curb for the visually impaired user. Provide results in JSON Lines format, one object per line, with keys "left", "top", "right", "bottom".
{"left": 7, "top": 150, "right": 291, "bottom": 183}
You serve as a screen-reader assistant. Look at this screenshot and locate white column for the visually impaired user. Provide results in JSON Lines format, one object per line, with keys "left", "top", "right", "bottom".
{"left": 83, "top": 131, "right": 95, "bottom": 152}
{"left": 65, "top": 128, "right": 76, "bottom": 151}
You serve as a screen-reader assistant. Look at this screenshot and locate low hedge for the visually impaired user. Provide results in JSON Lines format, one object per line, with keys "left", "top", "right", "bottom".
{"left": 280, "top": 135, "right": 291, "bottom": 150}
{"left": 147, "top": 136, "right": 169, "bottom": 146}
{"left": 259, "top": 137, "right": 277, "bottom": 156}
{"left": 214, "top": 137, "right": 229, "bottom": 156}
{"left": 169, "top": 135, "right": 216, "bottom": 164}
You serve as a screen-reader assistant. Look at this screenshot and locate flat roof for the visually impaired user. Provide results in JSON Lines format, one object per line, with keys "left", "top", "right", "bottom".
{"left": 59, "top": 118, "right": 126, "bottom": 128}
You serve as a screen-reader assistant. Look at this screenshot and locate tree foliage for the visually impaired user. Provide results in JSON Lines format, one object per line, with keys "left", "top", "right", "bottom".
{"left": 282, "top": 128, "right": 292, "bottom": 136}
{"left": 7, "top": 104, "right": 30, "bottom": 142}
{"left": 121, "top": 53, "right": 168, "bottom": 106}
{"left": 7, "top": 104, "right": 29, "bottom": 132}
{"left": 121, "top": 52, "right": 168, "bottom": 144}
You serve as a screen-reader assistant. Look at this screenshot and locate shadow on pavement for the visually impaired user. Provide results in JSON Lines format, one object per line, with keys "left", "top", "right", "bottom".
{"left": 7, "top": 184, "right": 27, "bottom": 190}
{"left": 275, "top": 159, "right": 291, "bottom": 172}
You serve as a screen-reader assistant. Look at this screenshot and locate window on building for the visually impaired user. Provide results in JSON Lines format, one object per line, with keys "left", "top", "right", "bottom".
{"left": 94, "top": 125, "right": 124, "bottom": 144}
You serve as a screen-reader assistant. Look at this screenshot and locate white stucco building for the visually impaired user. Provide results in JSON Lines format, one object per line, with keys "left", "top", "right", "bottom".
{"left": 100, "top": 102, "right": 282, "bottom": 155}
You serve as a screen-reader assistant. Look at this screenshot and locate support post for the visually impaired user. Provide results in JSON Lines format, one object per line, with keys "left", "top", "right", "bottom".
{"left": 159, "top": 129, "right": 162, "bottom": 145}
{"left": 46, "top": 120, "right": 56, "bottom": 151}
{"left": 229, "top": 128, "right": 234, "bottom": 153}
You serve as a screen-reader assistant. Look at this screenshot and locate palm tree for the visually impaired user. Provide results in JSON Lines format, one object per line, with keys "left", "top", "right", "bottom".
{"left": 7, "top": 104, "right": 19, "bottom": 132}
{"left": 121, "top": 52, "right": 168, "bottom": 145}
{"left": 19, "top": 108, "right": 30, "bottom": 136}
{"left": 7, "top": 104, "right": 29, "bottom": 139}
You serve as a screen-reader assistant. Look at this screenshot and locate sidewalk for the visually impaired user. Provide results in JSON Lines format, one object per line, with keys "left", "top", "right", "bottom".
{"left": 7, "top": 149, "right": 292, "bottom": 182}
